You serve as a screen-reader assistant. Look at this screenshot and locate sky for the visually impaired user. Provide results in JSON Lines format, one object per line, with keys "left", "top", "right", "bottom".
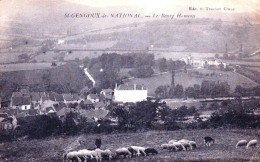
{"left": 0, "top": 0, "right": 259, "bottom": 38}
{"left": 65, "top": 0, "right": 260, "bottom": 13}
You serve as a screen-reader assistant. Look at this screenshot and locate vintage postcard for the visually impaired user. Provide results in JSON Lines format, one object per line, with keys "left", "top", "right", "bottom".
{"left": 0, "top": 0, "right": 259, "bottom": 161}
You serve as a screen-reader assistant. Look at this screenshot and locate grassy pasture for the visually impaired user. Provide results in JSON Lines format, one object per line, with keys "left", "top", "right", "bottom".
{"left": 0, "top": 62, "right": 65, "bottom": 72}
{"left": 0, "top": 129, "right": 259, "bottom": 161}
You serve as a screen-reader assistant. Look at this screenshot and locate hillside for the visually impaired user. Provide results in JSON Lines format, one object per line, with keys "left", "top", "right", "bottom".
{"left": 0, "top": 129, "right": 259, "bottom": 161}
{"left": 0, "top": 63, "right": 92, "bottom": 101}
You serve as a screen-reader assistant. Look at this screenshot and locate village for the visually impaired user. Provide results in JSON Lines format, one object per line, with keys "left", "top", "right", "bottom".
{"left": 1, "top": 52, "right": 260, "bottom": 132}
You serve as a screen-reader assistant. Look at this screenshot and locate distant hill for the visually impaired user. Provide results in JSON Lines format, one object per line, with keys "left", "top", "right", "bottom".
{"left": 0, "top": 63, "right": 92, "bottom": 101}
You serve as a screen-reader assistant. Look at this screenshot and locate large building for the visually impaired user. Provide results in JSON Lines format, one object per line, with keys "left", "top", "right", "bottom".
{"left": 114, "top": 84, "right": 147, "bottom": 103}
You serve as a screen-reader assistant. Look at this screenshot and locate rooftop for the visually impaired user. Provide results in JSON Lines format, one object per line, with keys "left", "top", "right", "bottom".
{"left": 12, "top": 96, "right": 31, "bottom": 106}
{"left": 101, "top": 89, "right": 114, "bottom": 93}
{"left": 117, "top": 84, "right": 146, "bottom": 90}
{"left": 88, "top": 94, "right": 99, "bottom": 99}
{"left": 30, "top": 92, "right": 41, "bottom": 101}
{"left": 63, "top": 93, "right": 73, "bottom": 101}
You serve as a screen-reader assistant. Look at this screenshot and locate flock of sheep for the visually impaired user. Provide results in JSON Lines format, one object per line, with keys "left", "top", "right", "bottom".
{"left": 63, "top": 137, "right": 258, "bottom": 162}
{"left": 236, "top": 139, "right": 258, "bottom": 149}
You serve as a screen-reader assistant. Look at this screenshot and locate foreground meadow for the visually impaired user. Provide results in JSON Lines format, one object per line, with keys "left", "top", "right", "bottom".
{"left": 0, "top": 129, "right": 259, "bottom": 162}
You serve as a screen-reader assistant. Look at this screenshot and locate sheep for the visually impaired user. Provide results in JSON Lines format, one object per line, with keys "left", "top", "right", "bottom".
{"left": 63, "top": 151, "right": 81, "bottom": 162}
{"left": 129, "top": 146, "right": 146, "bottom": 156}
{"left": 128, "top": 147, "right": 138, "bottom": 156}
{"left": 91, "top": 148, "right": 103, "bottom": 161}
{"left": 115, "top": 147, "right": 132, "bottom": 158}
{"left": 236, "top": 140, "right": 248, "bottom": 148}
{"left": 161, "top": 143, "right": 178, "bottom": 152}
{"left": 178, "top": 139, "right": 197, "bottom": 150}
{"left": 178, "top": 139, "right": 193, "bottom": 150}
{"left": 189, "top": 141, "right": 197, "bottom": 149}
{"left": 204, "top": 136, "right": 215, "bottom": 146}
{"left": 168, "top": 139, "right": 178, "bottom": 144}
{"left": 171, "top": 142, "right": 186, "bottom": 151}
{"left": 100, "top": 149, "right": 113, "bottom": 161}
{"left": 76, "top": 149, "right": 94, "bottom": 162}
{"left": 247, "top": 139, "right": 258, "bottom": 149}
{"left": 144, "top": 148, "right": 158, "bottom": 155}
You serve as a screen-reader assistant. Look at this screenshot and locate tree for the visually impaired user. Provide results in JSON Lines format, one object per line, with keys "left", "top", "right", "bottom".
{"left": 167, "top": 60, "right": 186, "bottom": 71}
{"left": 128, "top": 101, "right": 158, "bottom": 129}
{"left": 174, "top": 84, "right": 184, "bottom": 98}
{"left": 209, "top": 102, "right": 219, "bottom": 110}
{"left": 62, "top": 112, "right": 79, "bottom": 135}
{"left": 155, "top": 85, "right": 169, "bottom": 98}
{"left": 185, "top": 87, "right": 195, "bottom": 98}
{"left": 89, "top": 53, "right": 122, "bottom": 89}
{"left": 83, "top": 57, "right": 90, "bottom": 67}
{"left": 193, "top": 84, "right": 201, "bottom": 98}
{"left": 234, "top": 85, "right": 244, "bottom": 96}
{"left": 157, "top": 58, "right": 168, "bottom": 72}
{"left": 128, "top": 65, "right": 154, "bottom": 78}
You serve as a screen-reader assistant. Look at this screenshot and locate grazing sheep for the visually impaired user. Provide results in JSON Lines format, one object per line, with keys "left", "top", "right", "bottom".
{"left": 116, "top": 147, "right": 132, "bottom": 158}
{"left": 189, "top": 141, "right": 197, "bottom": 149}
{"left": 168, "top": 139, "right": 178, "bottom": 144}
{"left": 100, "top": 149, "right": 113, "bottom": 161}
{"left": 161, "top": 143, "right": 178, "bottom": 152}
{"left": 77, "top": 149, "right": 95, "bottom": 162}
{"left": 178, "top": 139, "right": 193, "bottom": 150}
{"left": 63, "top": 151, "right": 81, "bottom": 162}
{"left": 128, "top": 147, "right": 138, "bottom": 156}
{"left": 129, "top": 146, "right": 146, "bottom": 156}
{"left": 236, "top": 140, "right": 248, "bottom": 148}
{"left": 247, "top": 139, "right": 258, "bottom": 149}
{"left": 171, "top": 142, "right": 186, "bottom": 151}
{"left": 204, "top": 136, "right": 215, "bottom": 146}
{"left": 92, "top": 148, "right": 103, "bottom": 161}
{"left": 144, "top": 148, "right": 158, "bottom": 155}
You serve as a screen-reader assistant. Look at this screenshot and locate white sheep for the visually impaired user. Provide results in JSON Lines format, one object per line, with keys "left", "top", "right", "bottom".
{"left": 236, "top": 140, "right": 248, "bottom": 148}
{"left": 77, "top": 149, "right": 94, "bottom": 161}
{"left": 178, "top": 141, "right": 192, "bottom": 151}
{"left": 63, "top": 151, "right": 81, "bottom": 162}
{"left": 161, "top": 143, "right": 178, "bottom": 151}
{"left": 247, "top": 139, "right": 258, "bottom": 149}
{"left": 168, "top": 139, "right": 178, "bottom": 144}
{"left": 116, "top": 147, "right": 132, "bottom": 158}
{"left": 92, "top": 148, "right": 103, "bottom": 161}
{"left": 129, "top": 146, "right": 146, "bottom": 156}
{"left": 171, "top": 142, "right": 186, "bottom": 151}
{"left": 178, "top": 139, "right": 197, "bottom": 150}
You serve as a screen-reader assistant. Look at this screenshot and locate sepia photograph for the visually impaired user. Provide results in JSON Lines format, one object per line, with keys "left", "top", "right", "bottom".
{"left": 0, "top": 0, "right": 260, "bottom": 161}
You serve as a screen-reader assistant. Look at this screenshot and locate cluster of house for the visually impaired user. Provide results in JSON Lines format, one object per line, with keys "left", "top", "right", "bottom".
{"left": 0, "top": 83, "right": 148, "bottom": 130}
{"left": 180, "top": 55, "right": 227, "bottom": 69}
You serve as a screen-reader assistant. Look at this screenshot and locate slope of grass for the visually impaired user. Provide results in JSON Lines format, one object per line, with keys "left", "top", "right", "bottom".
{"left": 0, "top": 129, "right": 259, "bottom": 161}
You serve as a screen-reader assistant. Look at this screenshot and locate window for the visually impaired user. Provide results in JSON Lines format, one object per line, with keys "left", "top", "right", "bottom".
{"left": 25, "top": 106, "right": 27, "bottom": 110}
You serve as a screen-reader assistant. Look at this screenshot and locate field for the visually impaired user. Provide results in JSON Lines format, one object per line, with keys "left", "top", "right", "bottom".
{"left": 0, "top": 129, "right": 259, "bottom": 161}
{"left": 126, "top": 69, "right": 259, "bottom": 96}
{"left": 0, "top": 62, "right": 65, "bottom": 72}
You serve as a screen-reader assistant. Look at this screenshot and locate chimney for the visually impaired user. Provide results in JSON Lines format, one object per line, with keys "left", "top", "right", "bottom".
{"left": 134, "top": 84, "right": 136, "bottom": 90}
